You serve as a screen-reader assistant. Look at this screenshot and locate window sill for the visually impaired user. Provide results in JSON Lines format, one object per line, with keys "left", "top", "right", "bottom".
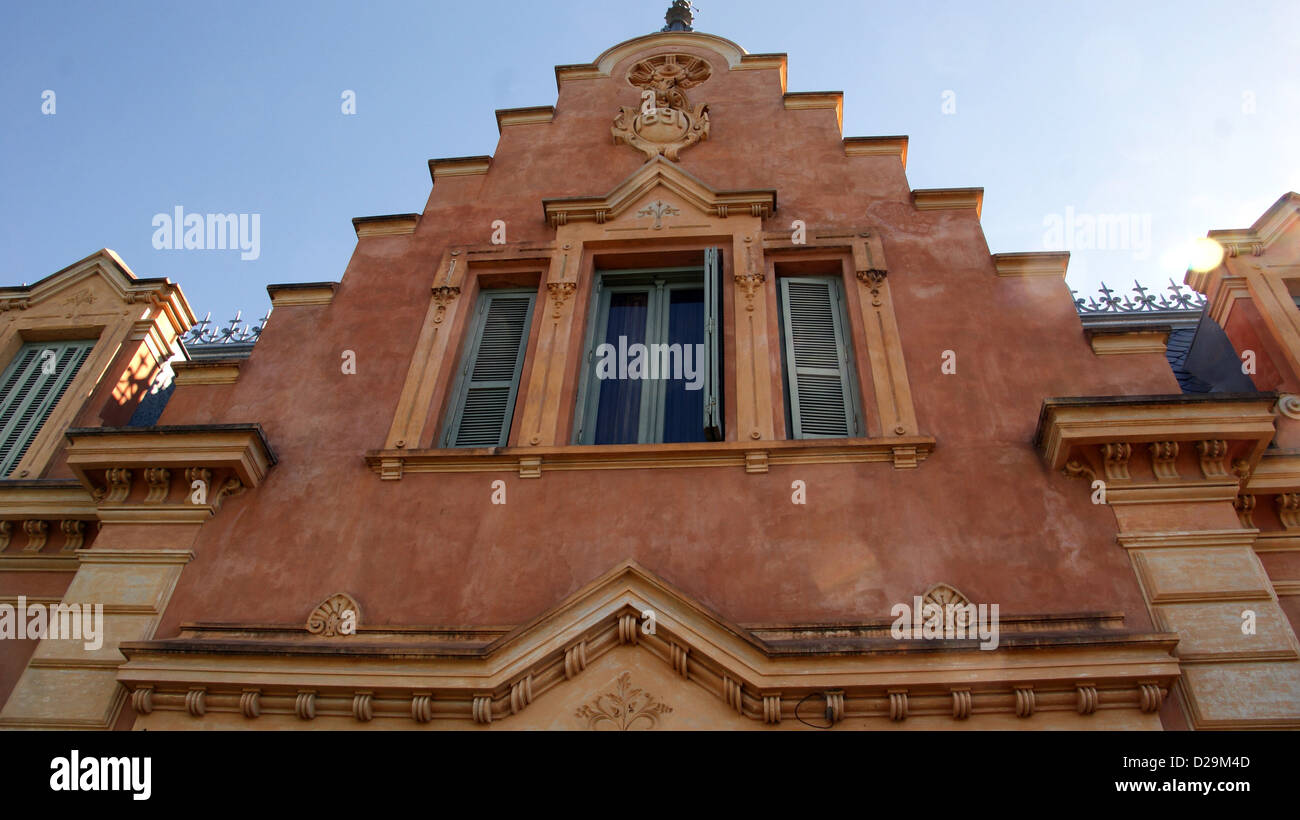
{"left": 366, "top": 435, "right": 935, "bottom": 480}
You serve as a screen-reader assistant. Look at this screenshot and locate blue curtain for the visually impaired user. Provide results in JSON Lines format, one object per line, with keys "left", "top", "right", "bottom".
{"left": 662, "top": 288, "right": 705, "bottom": 443}
{"left": 594, "top": 291, "right": 648, "bottom": 444}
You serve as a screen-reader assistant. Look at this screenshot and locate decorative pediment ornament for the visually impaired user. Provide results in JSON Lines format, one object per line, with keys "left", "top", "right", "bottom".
{"left": 575, "top": 672, "right": 673, "bottom": 730}
{"left": 922, "top": 583, "right": 973, "bottom": 628}
{"left": 306, "top": 593, "right": 360, "bottom": 637}
{"left": 612, "top": 54, "right": 712, "bottom": 161}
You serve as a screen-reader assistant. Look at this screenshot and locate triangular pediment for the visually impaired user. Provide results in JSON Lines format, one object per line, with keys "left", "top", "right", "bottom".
{"left": 0, "top": 248, "right": 195, "bottom": 328}
{"left": 542, "top": 156, "right": 776, "bottom": 227}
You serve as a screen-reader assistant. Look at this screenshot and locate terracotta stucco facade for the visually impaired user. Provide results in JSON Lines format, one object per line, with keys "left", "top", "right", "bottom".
{"left": 1, "top": 27, "right": 1297, "bottom": 730}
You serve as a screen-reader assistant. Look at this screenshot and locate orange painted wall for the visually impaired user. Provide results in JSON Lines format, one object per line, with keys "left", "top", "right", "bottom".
{"left": 152, "top": 41, "right": 1179, "bottom": 636}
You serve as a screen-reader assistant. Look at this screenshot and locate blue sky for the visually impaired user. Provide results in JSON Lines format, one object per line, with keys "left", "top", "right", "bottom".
{"left": 3, "top": 0, "right": 1298, "bottom": 328}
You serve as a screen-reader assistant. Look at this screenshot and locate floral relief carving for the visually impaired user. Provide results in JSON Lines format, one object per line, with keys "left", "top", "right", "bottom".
{"left": 575, "top": 672, "right": 673, "bottom": 731}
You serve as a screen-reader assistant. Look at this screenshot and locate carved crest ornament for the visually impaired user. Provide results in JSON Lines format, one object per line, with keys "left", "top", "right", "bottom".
{"left": 612, "top": 54, "right": 712, "bottom": 161}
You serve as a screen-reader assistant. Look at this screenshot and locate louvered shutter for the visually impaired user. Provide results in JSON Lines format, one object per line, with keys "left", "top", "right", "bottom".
{"left": 780, "top": 278, "right": 861, "bottom": 439}
{"left": 0, "top": 340, "right": 95, "bottom": 476}
{"left": 703, "top": 248, "right": 723, "bottom": 441}
{"left": 442, "top": 291, "right": 536, "bottom": 448}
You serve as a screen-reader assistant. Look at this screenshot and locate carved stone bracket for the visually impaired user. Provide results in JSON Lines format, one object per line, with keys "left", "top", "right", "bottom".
{"left": 185, "top": 687, "right": 206, "bottom": 717}
{"left": 353, "top": 692, "right": 374, "bottom": 722}
{"left": 1148, "top": 442, "right": 1179, "bottom": 481}
{"left": 724, "top": 676, "right": 744, "bottom": 715}
{"left": 951, "top": 689, "right": 972, "bottom": 720}
{"left": 21, "top": 520, "right": 47, "bottom": 553}
{"left": 762, "top": 694, "right": 781, "bottom": 725}
{"left": 1101, "top": 443, "right": 1132, "bottom": 481}
{"left": 0, "top": 521, "right": 10, "bottom": 551}
{"left": 1015, "top": 687, "right": 1036, "bottom": 718}
{"left": 240, "top": 689, "right": 261, "bottom": 719}
{"left": 1277, "top": 493, "right": 1300, "bottom": 530}
{"left": 1196, "top": 440, "right": 1229, "bottom": 478}
{"left": 618, "top": 613, "right": 639, "bottom": 645}
{"left": 60, "top": 520, "right": 85, "bottom": 553}
{"left": 825, "top": 690, "right": 845, "bottom": 724}
{"left": 1235, "top": 494, "right": 1257, "bottom": 528}
{"left": 1076, "top": 684, "right": 1098, "bottom": 716}
{"left": 295, "top": 691, "right": 316, "bottom": 721}
{"left": 411, "top": 693, "right": 434, "bottom": 723}
{"left": 670, "top": 642, "right": 690, "bottom": 679}
{"left": 888, "top": 690, "right": 908, "bottom": 722}
{"left": 563, "top": 640, "right": 588, "bottom": 680}
{"left": 1139, "top": 683, "right": 1165, "bottom": 714}
{"left": 104, "top": 468, "right": 132, "bottom": 503}
{"left": 473, "top": 696, "right": 493, "bottom": 725}
{"left": 510, "top": 675, "right": 534, "bottom": 715}
{"left": 143, "top": 468, "right": 171, "bottom": 503}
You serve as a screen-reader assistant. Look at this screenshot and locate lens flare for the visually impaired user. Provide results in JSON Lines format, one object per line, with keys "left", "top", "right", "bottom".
{"left": 1188, "top": 238, "right": 1225, "bottom": 273}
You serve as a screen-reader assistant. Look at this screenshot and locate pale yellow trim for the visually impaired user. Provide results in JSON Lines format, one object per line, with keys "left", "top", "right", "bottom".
{"left": 429, "top": 156, "right": 491, "bottom": 178}
{"left": 1088, "top": 331, "right": 1170, "bottom": 356}
{"left": 993, "top": 251, "right": 1070, "bottom": 278}
{"left": 495, "top": 106, "right": 555, "bottom": 132}
{"left": 172, "top": 361, "right": 241, "bottom": 385}
{"left": 783, "top": 92, "right": 843, "bottom": 134}
{"left": 913, "top": 188, "right": 984, "bottom": 219}
{"left": 844, "top": 136, "right": 908, "bottom": 168}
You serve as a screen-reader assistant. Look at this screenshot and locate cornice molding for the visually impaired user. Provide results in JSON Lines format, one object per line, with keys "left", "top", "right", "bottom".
{"left": 427, "top": 155, "right": 492, "bottom": 182}
{"left": 171, "top": 359, "right": 242, "bottom": 386}
{"left": 1037, "top": 394, "right": 1276, "bottom": 466}
{"left": 782, "top": 91, "right": 843, "bottom": 134}
{"left": 992, "top": 251, "right": 1069, "bottom": 278}
{"left": 367, "top": 436, "right": 936, "bottom": 480}
{"left": 912, "top": 188, "right": 984, "bottom": 219}
{"left": 116, "top": 561, "right": 1178, "bottom": 728}
{"left": 843, "top": 136, "right": 908, "bottom": 168}
{"left": 352, "top": 214, "right": 419, "bottom": 239}
{"left": 64, "top": 425, "right": 276, "bottom": 491}
{"left": 495, "top": 106, "right": 556, "bottom": 133}
{"left": 1206, "top": 192, "right": 1299, "bottom": 258}
{"left": 1085, "top": 329, "right": 1170, "bottom": 356}
{"left": 266, "top": 281, "right": 339, "bottom": 307}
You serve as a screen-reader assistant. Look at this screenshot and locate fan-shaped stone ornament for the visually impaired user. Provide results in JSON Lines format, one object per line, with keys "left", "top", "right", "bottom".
{"left": 922, "top": 583, "right": 973, "bottom": 628}
{"left": 306, "top": 593, "right": 361, "bottom": 637}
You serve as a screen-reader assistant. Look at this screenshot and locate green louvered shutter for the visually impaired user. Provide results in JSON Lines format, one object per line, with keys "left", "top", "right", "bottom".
{"left": 442, "top": 290, "right": 536, "bottom": 448}
{"left": 779, "top": 277, "right": 861, "bottom": 439}
{"left": 703, "top": 248, "right": 723, "bottom": 441}
{"left": 0, "top": 340, "right": 95, "bottom": 476}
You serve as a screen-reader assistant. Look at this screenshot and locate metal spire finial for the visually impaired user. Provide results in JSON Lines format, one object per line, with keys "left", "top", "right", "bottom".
{"left": 662, "top": 1, "right": 695, "bottom": 32}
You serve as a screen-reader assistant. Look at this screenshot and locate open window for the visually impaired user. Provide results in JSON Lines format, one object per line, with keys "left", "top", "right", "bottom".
{"left": 574, "top": 249, "right": 723, "bottom": 445}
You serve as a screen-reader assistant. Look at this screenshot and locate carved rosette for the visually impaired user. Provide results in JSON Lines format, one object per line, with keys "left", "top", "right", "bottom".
{"left": 612, "top": 54, "right": 712, "bottom": 161}
{"left": 575, "top": 672, "right": 673, "bottom": 730}
{"left": 306, "top": 592, "right": 361, "bottom": 637}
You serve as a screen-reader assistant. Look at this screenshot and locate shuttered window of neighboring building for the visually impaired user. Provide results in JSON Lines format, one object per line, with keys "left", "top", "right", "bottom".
{"left": 778, "top": 277, "right": 864, "bottom": 439}
{"left": 0, "top": 340, "right": 95, "bottom": 476}
{"left": 441, "top": 289, "right": 536, "bottom": 448}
